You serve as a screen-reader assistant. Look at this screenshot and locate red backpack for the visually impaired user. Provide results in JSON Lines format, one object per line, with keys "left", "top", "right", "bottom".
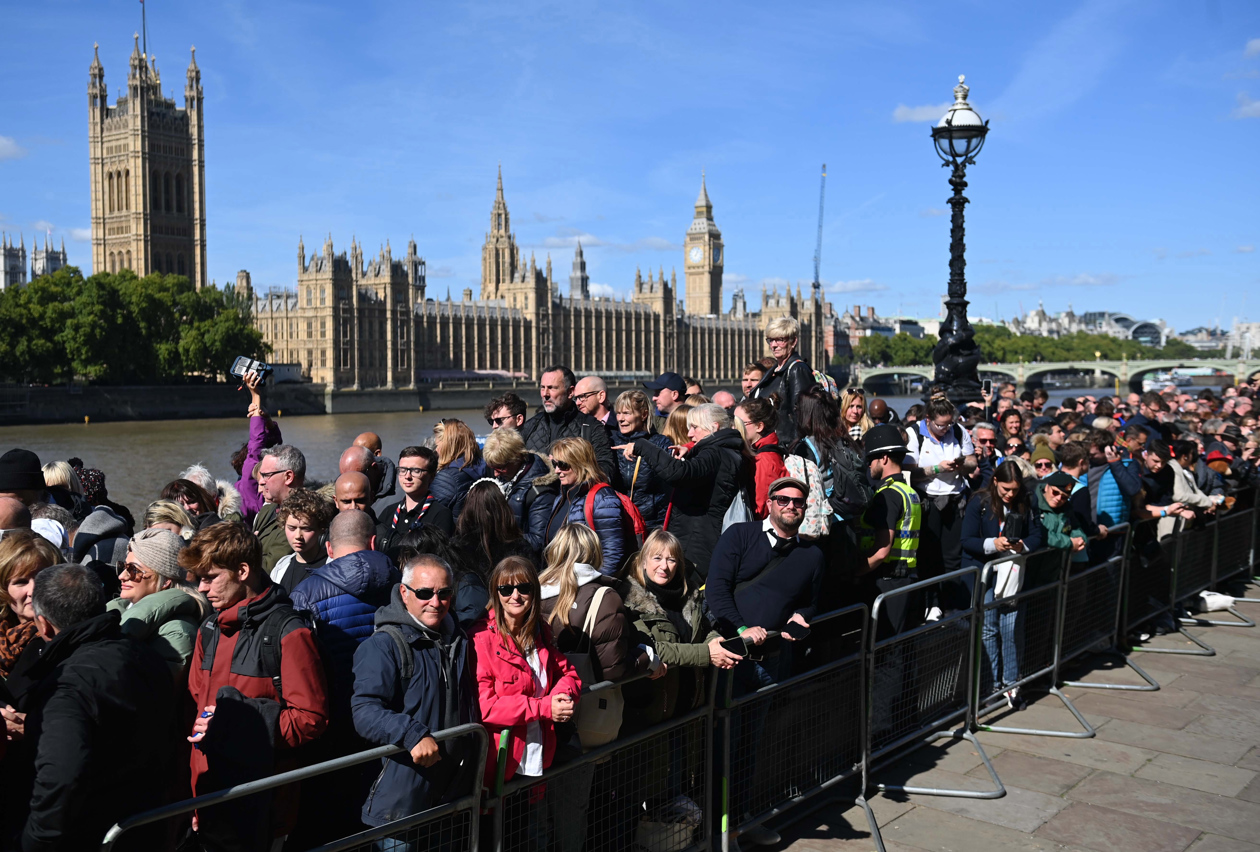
{"left": 584, "top": 482, "right": 647, "bottom": 551}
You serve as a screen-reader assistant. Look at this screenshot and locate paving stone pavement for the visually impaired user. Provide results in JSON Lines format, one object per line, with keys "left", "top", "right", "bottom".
{"left": 768, "top": 581, "right": 1260, "bottom": 852}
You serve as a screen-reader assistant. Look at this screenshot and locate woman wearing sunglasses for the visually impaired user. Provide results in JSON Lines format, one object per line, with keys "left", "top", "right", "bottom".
{"left": 471, "top": 556, "right": 582, "bottom": 788}
{"left": 106, "top": 527, "right": 210, "bottom": 676}
{"left": 543, "top": 437, "right": 629, "bottom": 575}
{"left": 839, "top": 388, "right": 875, "bottom": 442}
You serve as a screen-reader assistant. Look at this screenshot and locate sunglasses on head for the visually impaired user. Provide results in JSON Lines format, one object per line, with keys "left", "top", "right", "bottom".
{"left": 497, "top": 582, "right": 534, "bottom": 597}
{"left": 403, "top": 584, "right": 454, "bottom": 602}
{"left": 770, "top": 495, "right": 806, "bottom": 508}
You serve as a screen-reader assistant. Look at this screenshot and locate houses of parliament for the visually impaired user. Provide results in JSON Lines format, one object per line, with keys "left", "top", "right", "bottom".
{"left": 252, "top": 171, "right": 841, "bottom": 388}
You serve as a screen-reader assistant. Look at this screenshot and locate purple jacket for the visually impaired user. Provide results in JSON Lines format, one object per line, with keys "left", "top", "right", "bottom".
{"left": 236, "top": 415, "right": 282, "bottom": 526}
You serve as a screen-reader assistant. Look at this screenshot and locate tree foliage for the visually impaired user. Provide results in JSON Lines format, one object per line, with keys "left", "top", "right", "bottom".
{"left": 851, "top": 325, "right": 1221, "bottom": 367}
{"left": 0, "top": 267, "right": 268, "bottom": 384}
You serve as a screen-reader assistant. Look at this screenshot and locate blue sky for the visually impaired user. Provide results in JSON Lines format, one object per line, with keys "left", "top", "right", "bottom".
{"left": 1, "top": 0, "right": 1257, "bottom": 332}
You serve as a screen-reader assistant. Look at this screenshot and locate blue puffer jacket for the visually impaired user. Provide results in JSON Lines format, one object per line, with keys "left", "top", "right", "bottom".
{"left": 431, "top": 457, "right": 487, "bottom": 522}
{"left": 502, "top": 452, "right": 559, "bottom": 553}
{"left": 545, "top": 482, "right": 629, "bottom": 575}
{"left": 292, "top": 548, "right": 400, "bottom": 720}
{"left": 612, "top": 429, "right": 672, "bottom": 528}
{"left": 352, "top": 587, "right": 478, "bottom": 827}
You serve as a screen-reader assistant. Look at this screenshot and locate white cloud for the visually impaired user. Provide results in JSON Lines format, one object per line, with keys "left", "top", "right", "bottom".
{"left": 892, "top": 102, "right": 951, "bottom": 123}
{"left": 533, "top": 229, "right": 679, "bottom": 253}
{"left": 0, "top": 136, "right": 26, "bottom": 160}
{"left": 588, "top": 282, "right": 617, "bottom": 298}
{"left": 827, "top": 279, "right": 889, "bottom": 293}
{"left": 760, "top": 277, "right": 791, "bottom": 290}
{"left": 69, "top": 228, "right": 91, "bottom": 242}
{"left": 1038, "top": 272, "right": 1122, "bottom": 287}
{"left": 427, "top": 265, "right": 456, "bottom": 278}
{"left": 1247, "top": 37, "right": 1260, "bottom": 58}
{"left": 725, "top": 273, "right": 751, "bottom": 286}
{"left": 1233, "top": 92, "right": 1260, "bottom": 119}
{"left": 31, "top": 220, "right": 54, "bottom": 234}
{"left": 919, "top": 208, "right": 948, "bottom": 218}
{"left": 1239, "top": 245, "right": 1256, "bottom": 254}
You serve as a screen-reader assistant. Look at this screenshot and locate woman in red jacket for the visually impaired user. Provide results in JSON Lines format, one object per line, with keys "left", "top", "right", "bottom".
{"left": 471, "top": 556, "right": 582, "bottom": 787}
{"left": 735, "top": 397, "right": 788, "bottom": 517}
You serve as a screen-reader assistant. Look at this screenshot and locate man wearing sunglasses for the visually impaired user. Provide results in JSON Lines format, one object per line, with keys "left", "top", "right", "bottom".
{"left": 351, "top": 553, "right": 477, "bottom": 835}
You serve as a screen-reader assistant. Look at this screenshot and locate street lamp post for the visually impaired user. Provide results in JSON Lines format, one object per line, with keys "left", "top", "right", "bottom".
{"left": 928, "top": 75, "right": 989, "bottom": 405}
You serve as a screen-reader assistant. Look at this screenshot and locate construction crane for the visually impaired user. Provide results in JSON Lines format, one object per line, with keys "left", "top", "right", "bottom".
{"left": 812, "top": 163, "right": 826, "bottom": 296}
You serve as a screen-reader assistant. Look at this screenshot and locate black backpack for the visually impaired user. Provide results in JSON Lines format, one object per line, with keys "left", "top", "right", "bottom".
{"left": 801, "top": 436, "right": 874, "bottom": 520}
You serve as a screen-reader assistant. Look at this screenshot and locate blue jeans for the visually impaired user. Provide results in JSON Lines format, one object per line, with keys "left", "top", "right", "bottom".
{"left": 982, "top": 588, "right": 1020, "bottom": 693}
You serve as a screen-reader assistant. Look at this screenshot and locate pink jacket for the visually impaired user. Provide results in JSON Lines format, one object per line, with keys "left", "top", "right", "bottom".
{"left": 470, "top": 611, "right": 582, "bottom": 786}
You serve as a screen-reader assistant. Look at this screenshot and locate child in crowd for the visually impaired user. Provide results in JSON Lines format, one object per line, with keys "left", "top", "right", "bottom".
{"left": 271, "top": 488, "right": 337, "bottom": 595}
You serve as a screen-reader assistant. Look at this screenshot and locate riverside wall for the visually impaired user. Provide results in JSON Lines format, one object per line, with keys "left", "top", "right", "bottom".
{"left": 0, "top": 380, "right": 677, "bottom": 425}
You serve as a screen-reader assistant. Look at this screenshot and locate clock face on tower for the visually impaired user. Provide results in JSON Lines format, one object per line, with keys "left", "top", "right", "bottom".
{"left": 688, "top": 246, "right": 703, "bottom": 264}
{"left": 713, "top": 246, "right": 722, "bottom": 264}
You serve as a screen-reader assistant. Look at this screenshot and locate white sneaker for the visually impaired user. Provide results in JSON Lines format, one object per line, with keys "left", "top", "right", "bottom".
{"left": 1004, "top": 688, "right": 1026, "bottom": 711}
{"left": 926, "top": 606, "right": 943, "bottom": 622}
{"left": 740, "top": 823, "right": 781, "bottom": 846}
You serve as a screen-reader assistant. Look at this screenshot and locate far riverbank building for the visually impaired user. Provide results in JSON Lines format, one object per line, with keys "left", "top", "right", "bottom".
{"left": 252, "top": 172, "right": 838, "bottom": 387}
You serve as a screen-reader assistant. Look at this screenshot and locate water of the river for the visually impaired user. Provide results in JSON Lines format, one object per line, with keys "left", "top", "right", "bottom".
{"left": 0, "top": 386, "right": 1222, "bottom": 519}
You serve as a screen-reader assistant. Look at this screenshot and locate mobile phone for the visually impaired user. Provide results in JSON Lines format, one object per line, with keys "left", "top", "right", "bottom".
{"left": 230, "top": 356, "right": 273, "bottom": 380}
{"left": 982, "top": 379, "right": 992, "bottom": 395}
{"left": 783, "top": 621, "right": 811, "bottom": 640}
{"left": 720, "top": 637, "right": 747, "bottom": 657}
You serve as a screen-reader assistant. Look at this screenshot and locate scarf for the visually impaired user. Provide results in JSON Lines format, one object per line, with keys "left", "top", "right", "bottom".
{"left": 0, "top": 618, "right": 38, "bottom": 678}
{"left": 646, "top": 570, "right": 692, "bottom": 642}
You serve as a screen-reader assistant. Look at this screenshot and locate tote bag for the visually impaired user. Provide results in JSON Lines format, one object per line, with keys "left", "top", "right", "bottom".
{"left": 567, "top": 586, "right": 625, "bottom": 750}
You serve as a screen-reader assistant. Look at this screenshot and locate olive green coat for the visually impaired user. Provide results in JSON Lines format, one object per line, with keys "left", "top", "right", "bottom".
{"left": 105, "top": 588, "right": 206, "bottom": 678}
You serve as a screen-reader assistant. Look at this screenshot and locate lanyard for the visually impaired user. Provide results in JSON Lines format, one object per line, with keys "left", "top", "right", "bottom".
{"left": 391, "top": 495, "right": 433, "bottom": 533}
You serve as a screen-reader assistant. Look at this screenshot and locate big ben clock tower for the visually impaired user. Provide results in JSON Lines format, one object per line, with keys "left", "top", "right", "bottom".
{"left": 684, "top": 173, "right": 723, "bottom": 316}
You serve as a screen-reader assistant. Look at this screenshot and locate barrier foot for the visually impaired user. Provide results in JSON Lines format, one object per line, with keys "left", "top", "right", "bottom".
{"left": 1130, "top": 625, "right": 1216, "bottom": 656}
{"left": 974, "top": 685, "right": 1095, "bottom": 739}
{"left": 874, "top": 729, "right": 1005, "bottom": 800}
{"left": 855, "top": 795, "right": 887, "bottom": 852}
{"left": 1179, "top": 607, "right": 1257, "bottom": 628}
{"left": 1060, "top": 649, "right": 1161, "bottom": 692}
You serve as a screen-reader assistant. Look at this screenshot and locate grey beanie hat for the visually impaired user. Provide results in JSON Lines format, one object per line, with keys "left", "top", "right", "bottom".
{"left": 127, "top": 527, "right": 187, "bottom": 581}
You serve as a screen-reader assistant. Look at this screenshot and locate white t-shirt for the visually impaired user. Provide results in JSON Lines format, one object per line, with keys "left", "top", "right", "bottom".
{"left": 907, "top": 420, "right": 975, "bottom": 496}
{"left": 518, "top": 647, "right": 549, "bottom": 777}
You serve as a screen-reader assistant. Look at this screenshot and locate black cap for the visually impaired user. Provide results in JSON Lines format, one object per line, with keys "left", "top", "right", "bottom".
{"left": 0, "top": 448, "right": 45, "bottom": 492}
{"left": 643, "top": 372, "right": 686, "bottom": 395}
{"left": 863, "top": 424, "right": 907, "bottom": 461}
{"left": 1042, "top": 471, "right": 1076, "bottom": 491}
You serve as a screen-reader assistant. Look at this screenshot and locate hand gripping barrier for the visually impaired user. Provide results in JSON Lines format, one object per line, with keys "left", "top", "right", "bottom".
{"left": 716, "top": 605, "right": 875, "bottom": 852}
{"left": 971, "top": 547, "right": 1096, "bottom": 738}
{"left": 863, "top": 566, "right": 1005, "bottom": 805}
{"left": 488, "top": 671, "right": 714, "bottom": 852}
{"left": 1124, "top": 518, "right": 1217, "bottom": 656}
{"left": 1057, "top": 525, "right": 1161, "bottom": 693}
{"left": 98, "top": 722, "right": 489, "bottom": 852}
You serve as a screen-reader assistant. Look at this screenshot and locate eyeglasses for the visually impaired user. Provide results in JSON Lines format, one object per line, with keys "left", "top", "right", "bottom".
{"left": 765, "top": 337, "right": 791, "bottom": 345}
{"left": 572, "top": 391, "right": 599, "bottom": 403}
{"left": 975, "top": 437, "right": 996, "bottom": 444}
{"left": 770, "top": 495, "right": 806, "bottom": 508}
{"left": 497, "top": 582, "right": 534, "bottom": 597}
{"left": 258, "top": 468, "right": 288, "bottom": 481}
{"left": 490, "top": 415, "right": 516, "bottom": 426}
{"left": 118, "top": 562, "right": 154, "bottom": 582}
{"left": 550, "top": 459, "right": 572, "bottom": 472}
{"left": 397, "top": 466, "right": 432, "bottom": 479}
{"left": 1034, "top": 461, "right": 1056, "bottom": 470}
{"left": 403, "top": 584, "right": 454, "bottom": 602}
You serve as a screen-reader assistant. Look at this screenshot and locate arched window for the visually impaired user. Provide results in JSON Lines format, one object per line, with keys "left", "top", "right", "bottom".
{"left": 319, "top": 286, "right": 326, "bottom": 306}
{"left": 306, "top": 287, "right": 313, "bottom": 307}
{"left": 124, "top": 170, "right": 130, "bottom": 211}
{"left": 163, "top": 173, "right": 173, "bottom": 213}
{"left": 108, "top": 172, "right": 115, "bottom": 213}
{"left": 153, "top": 254, "right": 161, "bottom": 274}
{"left": 177, "top": 254, "right": 186, "bottom": 276}
{"left": 108, "top": 251, "right": 115, "bottom": 272}
{"left": 167, "top": 253, "right": 175, "bottom": 274}
{"left": 125, "top": 250, "right": 132, "bottom": 270}
{"left": 151, "top": 171, "right": 161, "bottom": 210}
{"left": 175, "top": 174, "right": 184, "bottom": 214}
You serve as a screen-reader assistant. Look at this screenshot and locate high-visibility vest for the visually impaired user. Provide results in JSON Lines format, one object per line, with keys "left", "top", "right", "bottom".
{"left": 859, "top": 477, "right": 922, "bottom": 575}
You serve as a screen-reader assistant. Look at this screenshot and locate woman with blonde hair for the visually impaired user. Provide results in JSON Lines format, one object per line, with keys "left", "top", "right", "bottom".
{"left": 0, "top": 530, "right": 60, "bottom": 677}
{"left": 431, "top": 418, "right": 487, "bottom": 520}
{"left": 143, "top": 499, "right": 196, "bottom": 540}
{"left": 750, "top": 315, "right": 816, "bottom": 443}
{"left": 621, "top": 530, "right": 738, "bottom": 730}
{"left": 544, "top": 437, "right": 629, "bottom": 574}
{"left": 839, "top": 388, "right": 875, "bottom": 442}
{"left": 40, "top": 460, "right": 82, "bottom": 495}
{"left": 662, "top": 404, "right": 693, "bottom": 449}
{"left": 610, "top": 389, "right": 672, "bottom": 527}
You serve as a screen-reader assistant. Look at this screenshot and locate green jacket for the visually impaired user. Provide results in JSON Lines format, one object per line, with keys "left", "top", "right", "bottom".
{"left": 1035, "top": 482, "right": 1088, "bottom": 562}
{"left": 253, "top": 502, "right": 291, "bottom": 574}
{"left": 105, "top": 588, "right": 206, "bottom": 678}
{"left": 621, "top": 575, "right": 721, "bottom": 727}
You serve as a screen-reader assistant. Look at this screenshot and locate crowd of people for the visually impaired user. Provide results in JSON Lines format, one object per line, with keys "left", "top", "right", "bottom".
{"left": 0, "top": 312, "right": 1257, "bottom": 852}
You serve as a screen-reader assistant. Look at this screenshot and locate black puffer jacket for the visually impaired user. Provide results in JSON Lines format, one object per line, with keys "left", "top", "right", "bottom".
{"left": 612, "top": 429, "right": 673, "bottom": 528}
{"left": 519, "top": 402, "right": 618, "bottom": 484}
{"left": 632, "top": 428, "right": 751, "bottom": 579}
{"left": 19, "top": 611, "right": 174, "bottom": 852}
{"left": 499, "top": 452, "right": 559, "bottom": 553}
{"left": 751, "top": 353, "right": 818, "bottom": 444}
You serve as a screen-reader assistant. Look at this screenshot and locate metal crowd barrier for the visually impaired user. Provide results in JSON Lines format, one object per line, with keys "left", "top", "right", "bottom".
{"left": 98, "top": 723, "right": 489, "bottom": 852}
{"left": 863, "top": 566, "right": 1004, "bottom": 802}
{"left": 1124, "top": 517, "right": 1217, "bottom": 655}
{"left": 971, "top": 548, "right": 1096, "bottom": 738}
{"left": 717, "top": 605, "right": 873, "bottom": 852}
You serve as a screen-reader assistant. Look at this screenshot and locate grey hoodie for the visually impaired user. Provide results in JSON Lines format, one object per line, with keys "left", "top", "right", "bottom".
{"left": 72, "top": 505, "right": 130, "bottom": 564}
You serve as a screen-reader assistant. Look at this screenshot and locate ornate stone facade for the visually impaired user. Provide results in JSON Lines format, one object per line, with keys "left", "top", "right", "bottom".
{"left": 0, "top": 233, "right": 67, "bottom": 291}
{"left": 87, "top": 36, "right": 207, "bottom": 288}
{"left": 253, "top": 172, "right": 836, "bottom": 387}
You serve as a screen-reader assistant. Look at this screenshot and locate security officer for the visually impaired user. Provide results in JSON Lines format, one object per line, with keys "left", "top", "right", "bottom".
{"left": 858, "top": 423, "right": 924, "bottom": 639}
